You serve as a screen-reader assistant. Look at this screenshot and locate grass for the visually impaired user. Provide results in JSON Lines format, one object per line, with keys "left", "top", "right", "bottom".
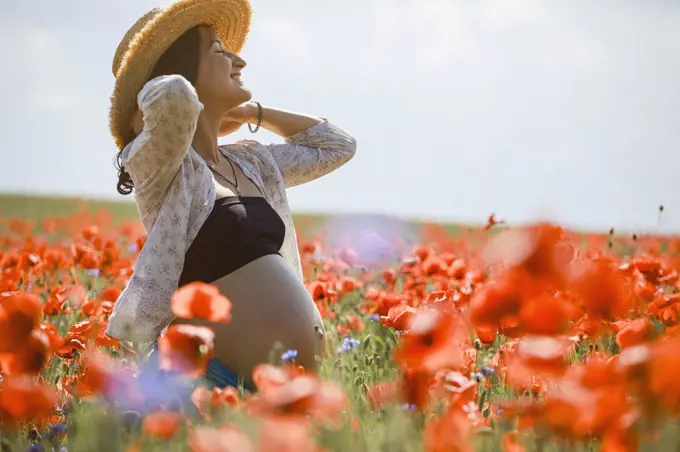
{"left": 1, "top": 194, "right": 679, "bottom": 451}
{"left": 0, "top": 192, "right": 323, "bottom": 230}
{"left": 0, "top": 193, "right": 469, "bottom": 238}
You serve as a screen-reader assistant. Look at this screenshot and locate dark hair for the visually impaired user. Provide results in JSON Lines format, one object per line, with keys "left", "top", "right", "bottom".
{"left": 115, "top": 26, "right": 202, "bottom": 195}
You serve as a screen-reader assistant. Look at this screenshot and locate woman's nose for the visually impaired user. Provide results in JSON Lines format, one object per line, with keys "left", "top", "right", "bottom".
{"left": 230, "top": 53, "right": 247, "bottom": 70}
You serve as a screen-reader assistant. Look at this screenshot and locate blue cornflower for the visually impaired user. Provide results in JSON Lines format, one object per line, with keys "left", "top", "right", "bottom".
{"left": 86, "top": 269, "right": 100, "bottom": 277}
{"left": 366, "top": 314, "right": 380, "bottom": 321}
{"left": 336, "top": 337, "right": 361, "bottom": 353}
{"left": 281, "top": 349, "right": 298, "bottom": 361}
{"left": 128, "top": 244, "right": 138, "bottom": 254}
{"left": 45, "top": 423, "right": 68, "bottom": 439}
{"left": 479, "top": 366, "right": 495, "bottom": 378}
{"left": 398, "top": 403, "right": 418, "bottom": 412}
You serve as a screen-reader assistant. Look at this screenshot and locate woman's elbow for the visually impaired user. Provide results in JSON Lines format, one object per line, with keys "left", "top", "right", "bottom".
{"left": 342, "top": 133, "right": 357, "bottom": 162}
{"left": 142, "top": 74, "right": 204, "bottom": 118}
{"left": 317, "top": 120, "right": 357, "bottom": 164}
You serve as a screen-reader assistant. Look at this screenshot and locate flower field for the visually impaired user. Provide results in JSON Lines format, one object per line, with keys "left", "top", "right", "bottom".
{"left": 1, "top": 196, "right": 679, "bottom": 451}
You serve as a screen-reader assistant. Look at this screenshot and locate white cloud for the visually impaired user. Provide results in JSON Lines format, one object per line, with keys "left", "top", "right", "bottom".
{"left": 253, "top": 16, "right": 310, "bottom": 61}
{"left": 26, "top": 30, "right": 58, "bottom": 54}
{"left": 415, "top": 0, "right": 466, "bottom": 68}
{"left": 8, "top": 27, "right": 82, "bottom": 114}
{"left": 481, "top": 0, "right": 546, "bottom": 26}
{"left": 370, "top": 0, "right": 466, "bottom": 71}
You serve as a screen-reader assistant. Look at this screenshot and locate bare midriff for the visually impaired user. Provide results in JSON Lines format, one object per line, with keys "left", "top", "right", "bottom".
{"left": 172, "top": 253, "right": 326, "bottom": 388}
{"left": 170, "top": 154, "right": 326, "bottom": 387}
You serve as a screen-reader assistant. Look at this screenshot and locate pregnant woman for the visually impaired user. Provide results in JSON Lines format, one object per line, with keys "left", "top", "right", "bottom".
{"left": 105, "top": 0, "right": 356, "bottom": 391}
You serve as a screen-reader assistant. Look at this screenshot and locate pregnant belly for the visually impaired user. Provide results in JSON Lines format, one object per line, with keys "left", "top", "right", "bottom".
{"left": 173, "top": 254, "right": 325, "bottom": 387}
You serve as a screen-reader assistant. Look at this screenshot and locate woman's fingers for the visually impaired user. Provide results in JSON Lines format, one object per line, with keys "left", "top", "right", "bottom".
{"left": 219, "top": 120, "right": 242, "bottom": 137}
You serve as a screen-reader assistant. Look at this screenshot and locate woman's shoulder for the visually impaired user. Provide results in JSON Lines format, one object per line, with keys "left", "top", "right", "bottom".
{"left": 219, "top": 140, "right": 277, "bottom": 171}
{"left": 222, "top": 139, "right": 271, "bottom": 159}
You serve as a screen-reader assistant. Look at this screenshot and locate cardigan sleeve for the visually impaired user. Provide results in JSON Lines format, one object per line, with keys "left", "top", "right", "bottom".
{"left": 256, "top": 119, "right": 357, "bottom": 188}
{"left": 104, "top": 181, "right": 190, "bottom": 344}
{"left": 123, "top": 75, "right": 203, "bottom": 213}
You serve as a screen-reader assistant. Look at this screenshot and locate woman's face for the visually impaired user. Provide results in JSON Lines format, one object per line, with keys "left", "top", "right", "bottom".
{"left": 194, "top": 26, "right": 251, "bottom": 110}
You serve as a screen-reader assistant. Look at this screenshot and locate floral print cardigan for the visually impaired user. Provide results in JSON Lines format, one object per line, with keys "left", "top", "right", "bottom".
{"left": 105, "top": 74, "right": 357, "bottom": 345}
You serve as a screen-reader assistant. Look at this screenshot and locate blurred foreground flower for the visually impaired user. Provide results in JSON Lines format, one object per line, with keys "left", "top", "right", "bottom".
{"left": 172, "top": 282, "right": 232, "bottom": 323}
{"left": 158, "top": 325, "right": 215, "bottom": 378}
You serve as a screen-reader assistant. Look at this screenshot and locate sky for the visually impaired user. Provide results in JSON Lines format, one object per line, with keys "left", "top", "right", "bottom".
{"left": 1, "top": 0, "right": 679, "bottom": 234}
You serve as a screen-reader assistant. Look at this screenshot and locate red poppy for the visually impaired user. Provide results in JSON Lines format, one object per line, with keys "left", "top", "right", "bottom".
{"left": 142, "top": 410, "right": 184, "bottom": 439}
{"left": 172, "top": 282, "right": 232, "bottom": 323}
{"left": 158, "top": 324, "right": 215, "bottom": 378}
{"left": 393, "top": 307, "right": 468, "bottom": 375}
{"left": 0, "top": 291, "right": 43, "bottom": 353}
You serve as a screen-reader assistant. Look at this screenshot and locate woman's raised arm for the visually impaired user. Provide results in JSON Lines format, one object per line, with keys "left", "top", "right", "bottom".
{"left": 224, "top": 104, "right": 357, "bottom": 188}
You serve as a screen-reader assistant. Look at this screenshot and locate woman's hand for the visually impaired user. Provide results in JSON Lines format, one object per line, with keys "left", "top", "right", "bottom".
{"left": 218, "top": 102, "right": 259, "bottom": 137}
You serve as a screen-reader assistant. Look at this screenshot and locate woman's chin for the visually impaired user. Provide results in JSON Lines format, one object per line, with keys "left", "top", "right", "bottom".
{"left": 239, "top": 87, "right": 253, "bottom": 101}
{"left": 219, "top": 85, "right": 252, "bottom": 109}
{"left": 230, "top": 87, "right": 252, "bottom": 105}
{"left": 229, "top": 80, "right": 251, "bottom": 96}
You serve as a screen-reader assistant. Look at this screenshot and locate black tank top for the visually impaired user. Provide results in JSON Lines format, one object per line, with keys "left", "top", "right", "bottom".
{"left": 178, "top": 196, "right": 285, "bottom": 286}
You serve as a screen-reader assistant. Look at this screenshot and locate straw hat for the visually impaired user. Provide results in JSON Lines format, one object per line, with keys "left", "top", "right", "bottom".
{"left": 109, "top": 0, "right": 252, "bottom": 149}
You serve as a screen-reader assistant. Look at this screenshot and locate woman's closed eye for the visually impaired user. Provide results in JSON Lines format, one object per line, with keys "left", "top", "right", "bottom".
{"left": 212, "top": 40, "right": 229, "bottom": 56}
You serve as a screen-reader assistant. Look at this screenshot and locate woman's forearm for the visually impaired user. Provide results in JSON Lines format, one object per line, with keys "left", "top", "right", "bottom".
{"left": 249, "top": 106, "right": 324, "bottom": 138}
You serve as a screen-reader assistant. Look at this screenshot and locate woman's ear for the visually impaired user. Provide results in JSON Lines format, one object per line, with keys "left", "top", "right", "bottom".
{"left": 131, "top": 109, "right": 143, "bottom": 135}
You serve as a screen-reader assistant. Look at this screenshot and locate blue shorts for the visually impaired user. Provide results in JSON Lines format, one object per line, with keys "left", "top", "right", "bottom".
{"left": 119, "top": 348, "right": 254, "bottom": 415}
{"left": 201, "top": 357, "right": 254, "bottom": 392}
{"left": 142, "top": 348, "right": 254, "bottom": 393}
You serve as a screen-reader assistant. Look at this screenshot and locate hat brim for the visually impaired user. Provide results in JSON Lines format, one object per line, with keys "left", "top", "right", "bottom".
{"left": 109, "top": 0, "right": 251, "bottom": 150}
